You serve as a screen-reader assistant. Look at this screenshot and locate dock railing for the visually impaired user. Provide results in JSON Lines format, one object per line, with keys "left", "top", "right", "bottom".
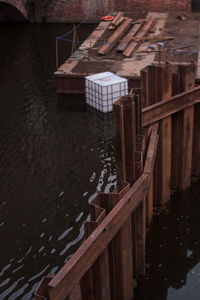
{"left": 35, "top": 61, "right": 200, "bottom": 300}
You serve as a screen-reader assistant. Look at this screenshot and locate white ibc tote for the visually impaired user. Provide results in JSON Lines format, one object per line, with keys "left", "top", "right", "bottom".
{"left": 85, "top": 72, "right": 128, "bottom": 113}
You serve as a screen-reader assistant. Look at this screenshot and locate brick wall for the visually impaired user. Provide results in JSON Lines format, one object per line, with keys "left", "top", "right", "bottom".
{"left": 44, "top": 0, "right": 191, "bottom": 22}
{"left": 2, "top": 0, "right": 28, "bottom": 18}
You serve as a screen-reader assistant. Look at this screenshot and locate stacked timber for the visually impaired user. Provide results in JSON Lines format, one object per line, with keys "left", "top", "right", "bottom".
{"left": 98, "top": 13, "right": 155, "bottom": 57}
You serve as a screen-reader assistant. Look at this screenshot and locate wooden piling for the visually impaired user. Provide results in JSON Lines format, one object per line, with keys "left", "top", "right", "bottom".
{"left": 141, "top": 63, "right": 172, "bottom": 204}
{"left": 80, "top": 204, "right": 111, "bottom": 300}
{"left": 171, "top": 63, "right": 195, "bottom": 189}
{"left": 192, "top": 103, "right": 200, "bottom": 176}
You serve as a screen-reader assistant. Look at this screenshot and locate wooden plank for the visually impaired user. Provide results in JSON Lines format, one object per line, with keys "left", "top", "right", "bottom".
{"left": 98, "top": 18, "right": 132, "bottom": 55}
{"left": 116, "top": 22, "right": 143, "bottom": 52}
{"left": 159, "top": 116, "right": 172, "bottom": 203}
{"left": 108, "top": 12, "right": 124, "bottom": 29}
{"left": 178, "top": 106, "right": 194, "bottom": 189}
{"left": 80, "top": 204, "right": 111, "bottom": 300}
{"left": 48, "top": 174, "right": 148, "bottom": 300}
{"left": 192, "top": 103, "right": 200, "bottom": 176}
{"left": 113, "top": 103, "right": 126, "bottom": 181}
{"left": 178, "top": 64, "right": 195, "bottom": 189}
{"left": 114, "top": 96, "right": 136, "bottom": 185}
{"left": 123, "top": 18, "right": 154, "bottom": 57}
{"left": 171, "top": 72, "right": 180, "bottom": 188}
{"left": 142, "top": 85, "right": 200, "bottom": 127}
{"left": 132, "top": 199, "right": 146, "bottom": 276}
{"left": 171, "top": 63, "right": 195, "bottom": 189}
{"left": 144, "top": 123, "right": 159, "bottom": 178}
{"left": 134, "top": 94, "right": 142, "bottom": 135}
{"left": 132, "top": 144, "right": 145, "bottom": 277}
{"left": 146, "top": 178, "right": 153, "bottom": 225}
{"left": 140, "top": 68, "right": 148, "bottom": 108}
{"left": 145, "top": 64, "right": 172, "bottom": 204}
{"left": 112, "top": 219, "right": 134, "bottom": 300}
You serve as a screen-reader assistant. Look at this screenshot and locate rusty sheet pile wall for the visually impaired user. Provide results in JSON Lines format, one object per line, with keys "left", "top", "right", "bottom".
{"left": 35, "top": 62, "right": 200, "bottom": 300}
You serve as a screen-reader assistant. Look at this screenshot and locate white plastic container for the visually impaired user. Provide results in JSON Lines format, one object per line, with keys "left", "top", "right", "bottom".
{"left": 85, "top": 72, "right": 128, "bottom": 113}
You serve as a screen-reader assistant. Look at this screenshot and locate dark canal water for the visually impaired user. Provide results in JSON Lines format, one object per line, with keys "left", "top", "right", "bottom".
{"left": 0, "top": 23, "right": 200, "bottom": 300}
{"left": 0, "top": 23, "right": 116, "bottom": 299}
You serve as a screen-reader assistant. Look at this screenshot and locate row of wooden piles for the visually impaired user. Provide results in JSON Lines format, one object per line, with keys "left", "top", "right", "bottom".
{"left": 141, "top": 62, "right": 200, "bottom": 205}
{"left": 98, "top": 12, "right": 155, "bottom": 57}
{"left": 35, "top": 61, "right": 200, "bottom": 300}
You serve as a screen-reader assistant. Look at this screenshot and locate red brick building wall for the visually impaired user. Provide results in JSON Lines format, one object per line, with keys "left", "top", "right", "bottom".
{"left": 44, "top": 0, "right": 191, "bottom": 22}
{"left": 0, "top": 0, "right": 192, "bottom": 22}
{"left": 1, "top": 0, "right": 28, "bottom": 18}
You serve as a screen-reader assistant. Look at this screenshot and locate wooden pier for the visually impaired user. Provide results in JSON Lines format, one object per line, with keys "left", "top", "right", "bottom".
{"left": 55, "top": 12, "right": 200, "bottom": 94}
{"left": 35, "top": 61, "right": 200, "bottom": 300}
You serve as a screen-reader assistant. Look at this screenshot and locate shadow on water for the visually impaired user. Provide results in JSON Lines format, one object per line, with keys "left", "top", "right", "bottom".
{"left": 135, "top": 178, "right": 200, "bottom": 300}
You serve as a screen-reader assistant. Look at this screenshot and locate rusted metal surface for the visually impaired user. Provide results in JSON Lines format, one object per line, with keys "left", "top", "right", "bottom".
{"left": 116, "top": 22, "right": 144, "bottom": 52}
{"left": 98, "top": 18, "right": 132, "bottom": 55}
{"left": 123, "top": 18, "right": 154, "bottom": 57}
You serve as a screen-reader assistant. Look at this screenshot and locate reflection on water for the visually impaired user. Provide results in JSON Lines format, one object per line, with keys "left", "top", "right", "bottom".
{"left": 135, "top": 179, "right": 200, "bottom": 300}
{"left": 0, "top": 23, "right": 116, "bottom": 299}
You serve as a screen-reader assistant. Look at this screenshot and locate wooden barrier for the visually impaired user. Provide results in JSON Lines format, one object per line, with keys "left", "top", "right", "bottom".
{"left": 35, "top": 62, "right": 200, "bottom": 300}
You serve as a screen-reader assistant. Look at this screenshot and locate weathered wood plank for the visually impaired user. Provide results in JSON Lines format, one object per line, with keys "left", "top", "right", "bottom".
{"left": 171, "top": 63, "right": 195, "bottom": 189}
{"left": 132, "top": 199, "right": 146, "bottom": 277}
{"left": 142, "top": 86, "right": 200, "bottom": 127}
{"left": 116, "top": 22, "right": 143, "bottom": 52}
{"left": 114, "top": 96, "right": 136, "bottom": 185}
{"left": 178, "top": 106, "right": 194, "bottom": 189}
{"left": 108, "top": 12, "right": 124, "bottom": 29}
{"left": 123, "top": 18, "right": 154, "bottom": 57}
{"left": 192, "top": 103, "right": 200, "bottom": 176}
{"left": 146, "top": 178, "right": 153, "bottom": 225}
{"left": 98, "top": 18, "right": 132, "bottom": 55}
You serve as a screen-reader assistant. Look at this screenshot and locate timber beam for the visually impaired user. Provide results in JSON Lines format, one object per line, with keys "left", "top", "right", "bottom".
{"left": 142, "top": 86, "right": 200, "bottom": 127}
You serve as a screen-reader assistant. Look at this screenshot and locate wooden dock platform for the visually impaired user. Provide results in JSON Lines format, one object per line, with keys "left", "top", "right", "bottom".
{"left": 54, "top": 12, "right": 200, "bottom": 94}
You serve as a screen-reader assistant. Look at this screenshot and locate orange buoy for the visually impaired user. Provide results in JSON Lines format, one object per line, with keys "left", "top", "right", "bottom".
{"left": 101, "top": 16, "right": 115, "bottom": 21}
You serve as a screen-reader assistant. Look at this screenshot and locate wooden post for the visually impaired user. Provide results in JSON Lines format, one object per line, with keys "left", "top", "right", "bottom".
{"left": 80, "top": 204, "right": 111, "bottom": 300}
{"left": 141, "top": 63, "right": 172, "bottom": 204}
{"left": 143, "top": 63, "right": 172, "bottom": 205}
{"left": 192, "top": 103, "right": 200, "bottom": 176}
{"left": 146, "top": 178, "right": 153, "bottom": 224}
{"left": 114, "top": 95, "right": 136, "bottom": 185}
{"left": 132, "top": 200, "right": 146, "bottom": 277}
{"left": 171, "top": 63, "right": 195, "bottom": 189}
{"left": 56, "top": 38, "right": 58, "bottom": 69}
{"left": 113, "top": 95, "right": 138, "bottom": 299}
